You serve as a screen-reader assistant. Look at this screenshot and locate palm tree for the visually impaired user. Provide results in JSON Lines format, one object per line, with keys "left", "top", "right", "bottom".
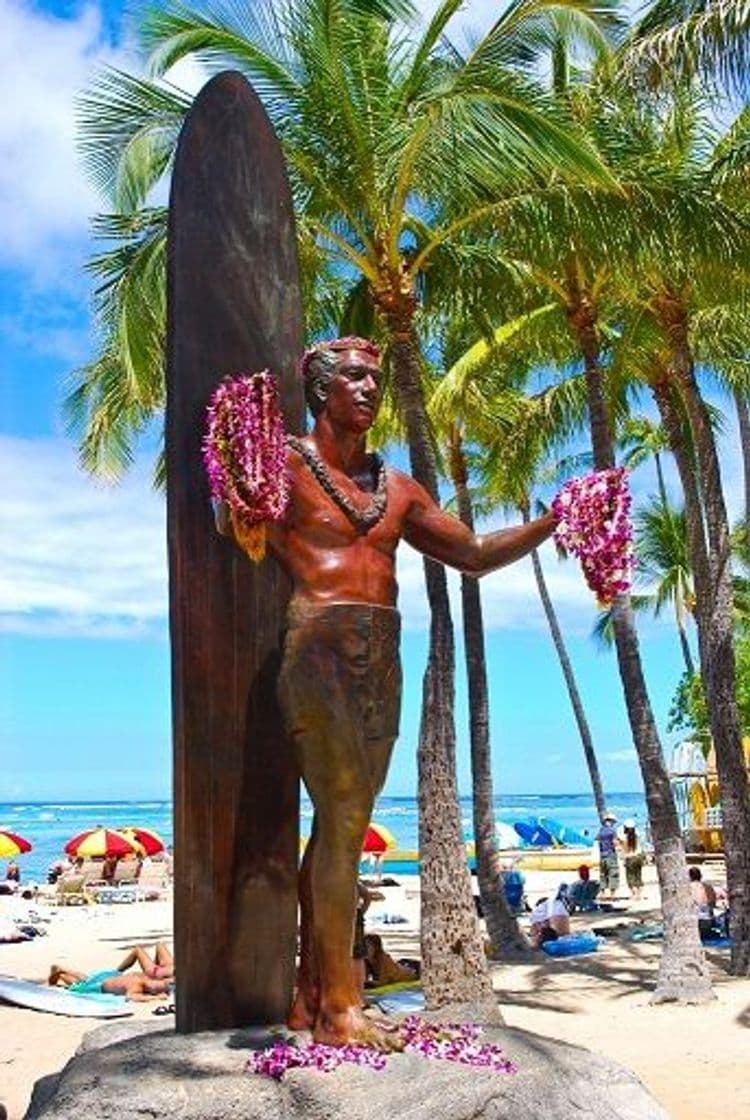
{"left": 626, "top": 0, "right": 750, "bottom": 98}
{"left": 524, "top": 502, "right": 608, "bottom": 818}
{"left": 432, "top": 319, "right": 610, "bottom": 822}
{"left": 618, "top": 416, "right": 672, "bottom": 510}
{"left": 445, "top": 423, "right": 531, "bottom": 958}
{"left": 613, "top": 93, "right": 750, "bottom": 975}
{"left": 735, "top": 390, "right": 750, "bottom": 525}
{"left": 635, "top": 498, "right": 697, "bottom": 675}
{"left": 74, "top": 0, "right": 618, "bottom": 1007}
{"left": 480, "top": 60, "right": 723, "bottom": 997}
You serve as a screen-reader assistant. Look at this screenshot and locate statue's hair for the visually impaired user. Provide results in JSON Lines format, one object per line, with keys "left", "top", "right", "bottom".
{"left": 300, "top": 336, "right": 381, "bottom": 416}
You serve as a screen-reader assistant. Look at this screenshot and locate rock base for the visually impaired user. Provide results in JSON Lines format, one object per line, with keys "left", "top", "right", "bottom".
{"left": 26, "top": 1017, "right": 668, "bottom": 1120}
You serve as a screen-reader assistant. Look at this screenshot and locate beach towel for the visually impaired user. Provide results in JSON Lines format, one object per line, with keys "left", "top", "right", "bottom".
{"left": 627, "top": 923, "right": 664, "bottom": 942}
{"left": 372, "top": 986, "right": 425, "bottom": 1014}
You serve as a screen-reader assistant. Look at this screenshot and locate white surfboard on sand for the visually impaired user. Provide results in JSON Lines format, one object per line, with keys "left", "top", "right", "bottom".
{"left": 0, "top": 976, "right": 133, "bottom": 1017}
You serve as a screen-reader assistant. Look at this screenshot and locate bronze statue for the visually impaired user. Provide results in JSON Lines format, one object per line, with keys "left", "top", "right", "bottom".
{"left": 219, "top": 336, "right": 556, "bottom": 1047}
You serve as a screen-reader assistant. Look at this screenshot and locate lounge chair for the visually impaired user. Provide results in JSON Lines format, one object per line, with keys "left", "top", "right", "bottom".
{"left": 54, "top": 876, "right": 93, "bottom": 906}
{"left": 567, "top": 879, "right": 601, "bottom": 912}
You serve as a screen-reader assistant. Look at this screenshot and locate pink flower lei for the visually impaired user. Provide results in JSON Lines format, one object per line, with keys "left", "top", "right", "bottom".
{"left": 202, "top": 371, "right": 289, "bottom": 561}
{"left": 552, "top": 468, "right": 634, "bottom": 606}
{"left": 245, "top": 1017, "right": 518, "bottom": 1080}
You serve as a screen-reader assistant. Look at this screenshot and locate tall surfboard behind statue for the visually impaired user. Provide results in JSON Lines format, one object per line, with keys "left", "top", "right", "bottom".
{"left": 166, "top": 71, "right": 304, "bottom": 1033}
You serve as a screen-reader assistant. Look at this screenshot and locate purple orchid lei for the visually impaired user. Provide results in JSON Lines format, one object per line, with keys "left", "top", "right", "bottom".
{"left": 246, "top": 1017, "right": 517, "bottom": 1080}
{"left": 202, "top": 371, "right": 289, "bottom": 561}
{"left": 552, "top": 467, "right": 634, "bottom": 605}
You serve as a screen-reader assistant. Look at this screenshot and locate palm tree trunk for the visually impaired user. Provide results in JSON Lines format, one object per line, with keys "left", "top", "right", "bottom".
{"left": 654, "top": 292, "right": 750, "bottom": 977}
{"left": 522, "top": 506, "right": 607, "bottom": 819}
{"left": 382, "top": 302, "right": 494, "bottom": 1009}
{"left": 734, "top": 390, "right": 750, "bottom": 527}
{"left": 677, "top": 615, "right": 696, "bottom": 677}
{"left": 654, "top": 451, "right": 670, "bottom": 512}
{"left": 448, "top": 431, "right": 529, "bottom": 957}
{"left": 566, "top": 281, "right": 713, "bottom": 1002}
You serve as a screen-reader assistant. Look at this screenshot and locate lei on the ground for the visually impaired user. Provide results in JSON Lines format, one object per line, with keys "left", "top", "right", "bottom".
{"left": 246, "top": 1016, "right": 517, "bottom": 1080}
{"left": 551, "top": 467, "right": 634, "bottom": 605}
{"left": 202, "top": 371, "right": 289, "bottom": 561}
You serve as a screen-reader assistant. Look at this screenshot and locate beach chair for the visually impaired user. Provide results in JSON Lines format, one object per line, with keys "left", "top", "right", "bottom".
{"left": 93, "top": 884, "right": 138, "bottom": 904}
{"left": 54, "top": 875, "right": 93, "bottom": 906}
{"left": 135, "top": 862, "right": 170, "bottom": 900}
{"left": 567, "top": 879, "right": 600, "bottom": 912}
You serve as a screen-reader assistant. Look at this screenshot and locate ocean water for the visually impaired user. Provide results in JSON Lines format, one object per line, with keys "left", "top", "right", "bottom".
{"left": 1, "top": 791, "right": 647, "bottom": 886}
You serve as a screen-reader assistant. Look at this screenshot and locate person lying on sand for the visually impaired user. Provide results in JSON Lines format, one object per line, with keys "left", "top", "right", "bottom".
{"left": 116, "top": 942, "right": 174, "bottom": 981}
{"left": 364, "top": 933, "right": 420, "bottom": 986}
{"left": 48, "top": 964, "right": 171, "bottom": 1002}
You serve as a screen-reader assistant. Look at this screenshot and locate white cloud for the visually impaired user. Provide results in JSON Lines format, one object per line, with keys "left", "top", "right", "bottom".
{"left": 0, "top": 2, "right": 126, "bottom": 272}
{"left": 0, "top": 435, "right": 167, "bottom": 637}
{"left": 602, "top": 748, "right": 637, "bottom": 763}
{"left": 396, "top": 525, "right": 598, "bottom": 632}
{"left": 1, "top": 434, "right": 601, "bottom": 640}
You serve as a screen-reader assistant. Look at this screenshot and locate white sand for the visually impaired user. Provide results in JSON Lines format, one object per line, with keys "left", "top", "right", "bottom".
{"left": 1, "top": 869, "right": 747, "bottom": 1120}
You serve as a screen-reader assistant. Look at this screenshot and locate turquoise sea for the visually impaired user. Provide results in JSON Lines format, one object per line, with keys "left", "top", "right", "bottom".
{"left": 1, "top": 791, "right": 648, "bottom": 885}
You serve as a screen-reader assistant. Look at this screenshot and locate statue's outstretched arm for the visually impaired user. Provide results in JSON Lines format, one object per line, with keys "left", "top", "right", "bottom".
{"left": 401, "top": 475, "right": 556, "bottom": 577}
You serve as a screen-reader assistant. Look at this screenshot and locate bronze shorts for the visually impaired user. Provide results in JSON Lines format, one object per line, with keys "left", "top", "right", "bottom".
{"left": 278, "top": 602, "right": 402, "bottom": 791}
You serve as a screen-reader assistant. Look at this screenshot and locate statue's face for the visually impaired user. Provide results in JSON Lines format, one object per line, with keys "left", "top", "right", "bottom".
{"left": 324, "top": 349, "right": 383, "bottom": 433}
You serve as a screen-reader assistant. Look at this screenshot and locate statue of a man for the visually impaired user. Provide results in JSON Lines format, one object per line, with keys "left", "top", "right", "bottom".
{"left": 219, "top": 336, "right": 556, "bottom": 1047}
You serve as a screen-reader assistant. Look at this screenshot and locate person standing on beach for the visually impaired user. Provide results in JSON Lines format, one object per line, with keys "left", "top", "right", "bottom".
{"left": 218, "top": 336, "right": 558, "bottom": 1048}
{"left": 622, "top": 819, "right": 645, "bottom": 900}
{"left": 596, "top": 811, "right": 621, "bottom": 901}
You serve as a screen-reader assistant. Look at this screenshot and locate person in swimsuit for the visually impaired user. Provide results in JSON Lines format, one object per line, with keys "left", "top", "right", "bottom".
{"left": 116, "top": 942, "right": 174, "bottom": 980}
{"left": 217, "top": 336, "right": 557, "bottom": 1048}
{"left": 48, "top": 964, "right": 171, "bottom": 1002}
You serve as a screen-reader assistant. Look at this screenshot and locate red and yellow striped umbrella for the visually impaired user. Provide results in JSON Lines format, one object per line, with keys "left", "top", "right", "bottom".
{"left": 0, "top": 830, "right": 32, "bottom": 859}
{"left": 64, "top": 828, "right": 141, "bottom": 859}
{"left": 120, "top": 827, "right": 165, "bottom": 856}
{"left": 362, "top": 822, "right": 397, "bottom": 854}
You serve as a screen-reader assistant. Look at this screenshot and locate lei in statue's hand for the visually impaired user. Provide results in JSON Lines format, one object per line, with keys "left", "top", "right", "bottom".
{"left": 203, "top": 371, "right": 289, "bottom": 561}
{"left": 551, "top": 467, "right": 633, "bottom": 605}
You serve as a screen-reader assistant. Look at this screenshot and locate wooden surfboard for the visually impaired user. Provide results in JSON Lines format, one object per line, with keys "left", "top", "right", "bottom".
{"left": 166, "top": 71, "right": 304, "bottom": 1032}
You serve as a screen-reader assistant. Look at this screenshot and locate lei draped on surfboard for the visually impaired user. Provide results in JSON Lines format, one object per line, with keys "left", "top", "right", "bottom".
{"left": 202, "top": 371, "right": 290, "bottom": 561}
{"left": 551, "top": 467, "right": 634, "bottom": 606}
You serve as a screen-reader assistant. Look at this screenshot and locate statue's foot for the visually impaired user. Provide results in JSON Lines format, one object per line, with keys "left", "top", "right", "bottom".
{"left": 313, "top": 1006, "right": 404, "bottom": 1052}
{"left": 287, "top": 985, "right": 318, "bottom": 1031}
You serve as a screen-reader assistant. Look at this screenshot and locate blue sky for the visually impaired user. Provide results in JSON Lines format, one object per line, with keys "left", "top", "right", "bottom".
{"left": 0, "top": 0, "right": 743, "bottom": 802}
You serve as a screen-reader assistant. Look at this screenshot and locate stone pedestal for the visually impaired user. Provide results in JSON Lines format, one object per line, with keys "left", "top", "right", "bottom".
{"left": 26, "top": 1018, "right": 668, "bottom": 1120}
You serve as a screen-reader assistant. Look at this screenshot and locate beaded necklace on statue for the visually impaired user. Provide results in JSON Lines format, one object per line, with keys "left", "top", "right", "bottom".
{"left": 287, "top": 435, "right": 388, "bottom": 534}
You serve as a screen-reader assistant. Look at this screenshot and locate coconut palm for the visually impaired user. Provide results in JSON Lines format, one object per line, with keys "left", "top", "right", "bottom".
{"left": 636, "top": 498, "right": 697, "bottom": 675}
{"left": 444, "top": 422, "right": 531, "bottom": 958}
{"left": 74, "top": 0, "right": 621, "bottom": 1006}
{"left": 618, "top": 416, "right": 672, "bottom": 509}
{"left": 432, "top": 315, "right": 610, "bottom": 823}
{"left": 626, "top": 0, "right": 750, "bottom": 98}
{"left": 612, "top": 93, "right": 750, "bottom": 976}
{"left": 477, "top": 60, "right": 726, "bottom": 996}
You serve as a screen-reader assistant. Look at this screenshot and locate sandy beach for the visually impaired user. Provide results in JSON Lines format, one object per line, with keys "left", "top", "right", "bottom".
{"left": 1, "top": 867, "right": 747, "bottom": 1120}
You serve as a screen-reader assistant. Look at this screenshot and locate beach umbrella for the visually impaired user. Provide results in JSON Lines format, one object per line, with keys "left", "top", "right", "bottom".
{"left": 362, "top": 822, "right": 397, "bottom": 854}
{"left": 0, "top": 830, "right": 32, "bottom": 858}
{"left": 495, "top": 822, "right": 521, "bottom": 850}
{"left": 120, "top": 826, "right": 165, "bottom": 856}
{"left": 513, "top": 820, "right": 555, "bottom": 848}
{"left": 64, "top": 828, "right": 141, "bottom": 859}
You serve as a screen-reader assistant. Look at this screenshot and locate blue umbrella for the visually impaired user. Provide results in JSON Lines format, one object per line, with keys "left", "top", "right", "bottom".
{"left": 539, "top": 818, "right": 592, "bottom": 847}
{"left": 513, "top": 819, "right": 555, "bottom": 847}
